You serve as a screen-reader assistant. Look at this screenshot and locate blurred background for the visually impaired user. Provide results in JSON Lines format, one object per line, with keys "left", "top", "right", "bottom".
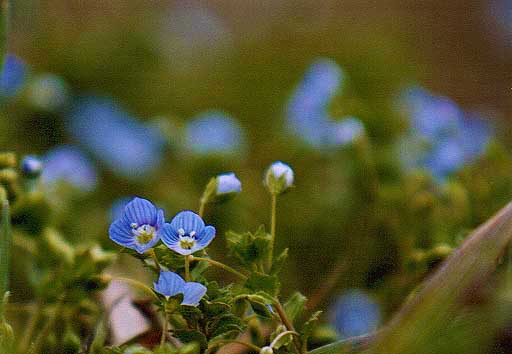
{"left": 1, "top": 0, "right": 512, "bottom": 342}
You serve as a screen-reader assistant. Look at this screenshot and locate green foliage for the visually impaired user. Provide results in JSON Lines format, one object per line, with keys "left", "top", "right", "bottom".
{"left": 226, "top": 226, "right": 271, "bottom": 271}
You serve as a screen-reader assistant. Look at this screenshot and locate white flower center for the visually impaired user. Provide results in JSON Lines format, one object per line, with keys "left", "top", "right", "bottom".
{"left": 131, "top": 223, "right": 156, "bottom": 245}
{"left": 177, "top": 228, "right": 198, "bottom": 250}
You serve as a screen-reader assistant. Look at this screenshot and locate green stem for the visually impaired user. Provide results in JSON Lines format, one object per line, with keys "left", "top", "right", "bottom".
{"left": 160, "top": 310, "right": 169, "bottom": 346}
{"left": 270, "top": 330, "right": 300, "bottom": 349}
{"left": 198, "top": 199, "right": 207, "bottom": 218}
{"left": 106, "top": 275, "right": 158, "bottom": 299}
{"left": 30, "top": 294, "right": 66, "bottom": 354}
{"left": 190, "top": 256, "right": 247, "bottom": 280}
{"left": 273, "top": 299, "right": 302, "bottom": 354}
{"left": 267, "top": 193, "right": 277, "bottom": 271}
{"left": 148, "top": 248, "right": 161, "bottom": 273}
{"left": 18, "top": 302, "right": 43, "bottom": 353}
{"left": 184, "top": 255, "right": 191, "bottom": 281}
{"left": 0, "top": 188, "right": 11, "bottom": 313}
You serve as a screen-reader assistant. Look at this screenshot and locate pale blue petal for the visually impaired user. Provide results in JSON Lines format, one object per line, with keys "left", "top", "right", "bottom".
{"left": 109, "top": 219, "right": 136, "bottom": 249}
{"left": 195, "top": 226, "right": 216, "bottom": 249}
{"left": 170, "top": 211, "right": 205, "bottom": 234}
{"left": 153, "top": 271, "right": 185, "bottom": 297}
{"left": 182, "top": 282, "right": 207, "bottom": 306}
{"left": 123, "top": 197, "right": 158, "bottom": 225}
{"left": 161, "top": 223, "right": 181, "bottom": 250}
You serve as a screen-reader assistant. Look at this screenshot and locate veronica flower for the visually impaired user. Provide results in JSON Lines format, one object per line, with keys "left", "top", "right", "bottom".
{"left": 161, "top": 211, "right": 215, "bottom": 255}
{"left": 109, "top": 197, "right": 164, "bottom": 253}
{"left": 41, "top": 145, "right": 98, "bottom": 191}
{"left": 0, "top": 54, "right": 28, "bottom": 98}
{"left": 216, "top": 172, "right": 241, "bottom": 195}
{"left": 66, "top": 96, "right": 166, "bottom": 179}
{"left": 153, "top": 271, "right": 206, "bottom": 306}
{"left": 330, "top": 289, "right": 380, "bottom": 339}
{"left": 287, "top": 58, "right": 345, "bottom": 148}
{"left": 184, "top": 111, "right": 245, "bottom": 155}
{"left": 264, "top": 161, "right": 294, "bottom": 195}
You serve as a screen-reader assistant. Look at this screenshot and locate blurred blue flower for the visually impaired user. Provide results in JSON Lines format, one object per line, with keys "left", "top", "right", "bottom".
{"left": 0, "top": 54, "right": 28, "bottom": 98}
{"left": 216, "top": 172, "right": 241, "bottom": 195}
{"left": 41, "top": 145, "right": 98, "bottom": 191}
{"left": 330, "top": 289, "right": 380, "bottom": 339}
{"left": 398, "top": 87, "right": 493, "bottom": 180}
{"left": 109, "top": 197, "right": 164, "bottom": 253}
{"left": 153, "top": 271, "right": 206, "bottom": 306}
{"left": 287, "top": 58, "right": 345, "bottom": 148}
{"left": 331, "top": 117, "right": 366, "bottom": 145}
{"left": 66, "top": 96, "right": 166, "bottom": 179}
{"left": 184, "top": 111, "right": 245, "bottom": 155}
{"left": 21, "top": 155, "right": 43, "bottom": 178}
{"left": 161, "top": 211, "right": 216, "bottom": 255}
{"left": 27, "top": 73, "right": 69, "bottom": 111}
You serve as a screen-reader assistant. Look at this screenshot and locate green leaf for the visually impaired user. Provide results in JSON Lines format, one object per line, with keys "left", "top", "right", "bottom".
{"left": 226, "top": 226, "right": 271, "bottom": 270}
{"left": 0, "top": 0, "right": 8, "bottom": 69}
{"left": 245, "top": 271, "right": 280, "bottom": 296}
{"left": 310, "top": 202, "right": 512, "bottom": 354}
{"left": 0, "top": 190, "right": 10, "bottom": 311}
{"left": 270, "top": 247, "right": 289, "bottom": 275}
{"left": 284, "top": 291, "right": 307, "bottom": 323}
{"left": 174, "top": 329, "right": 208, "bottom": 351}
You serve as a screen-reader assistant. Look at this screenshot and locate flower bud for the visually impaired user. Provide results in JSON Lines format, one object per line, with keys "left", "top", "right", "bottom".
{"left": 264, "top": 161, "right": 294, "bottom": 195}
{"left": 201, "top": 172, "right": 242, "bottom": 204}
{"left": 260, "top": 346, "right": 274, "bottom": 354}
{"left": 20, "top": 155, "right": 43, "bottom": 179}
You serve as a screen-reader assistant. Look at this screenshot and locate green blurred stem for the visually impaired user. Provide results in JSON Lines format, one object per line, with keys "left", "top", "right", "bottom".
{"left": 18, "top": 301, "right": 43, "bottom": 353}
{"left": 107, "top": 275, "right": 158, "bottom": 299}
{"left": 0, "top": 188, "right": 11, "bottom": 314}
{"left": 148, "top": 248, "right": 161, "bottom": 272}
{"left": 190, "top": 256, "right": 247, "bottom": 280}
{"left": 198, "top": 199, "right": 207, "bottom": 218}
{"left": 30, "top": 294, "right": 66, "bottom": 354}
{"left": 273, "top": 299, "right": 303, "bottom": 354}
{"left": 267, "top": 194, "right": 277, "bottom": 271}
{"left": 184, "top": 255, "right": 191, "bottom": 281}
{"left": 160, "top": 310, "right": 169, "bottom": 346}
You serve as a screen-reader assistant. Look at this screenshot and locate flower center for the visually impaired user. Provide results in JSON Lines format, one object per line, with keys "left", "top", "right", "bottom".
{"left": 131, "top": 223, "right": 156, "bottom": 245}
{"left": 178, "top": 228, "right": 197, "bottom": 250}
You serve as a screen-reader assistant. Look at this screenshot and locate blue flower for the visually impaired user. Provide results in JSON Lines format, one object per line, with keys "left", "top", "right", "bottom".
{"left": 398, "top": 86, "right": 493, "bottom": 181}
{"left": 331, "top": 117, "right": 366, "bottom": 145}
{"left": 330, "top": 289, "right": 380, "bottom": 339}
{"left": 287, "top": 58, "right": 345, "bottom": 148}
{"left": 66, "top": 96, "right": 166, "bottom": 179}
{"left": 216, "top": 172, "right": 241, "bottom": 195}
{"left": 109, "top": 197, "right": 164, "bottom": 253}
{"left": 21, "top": 155, "right": 43, "bottom": 178}
{"left": 0, "top": 54, "right": 28, "bottom": 98}
{"left": 184, "top": 111, "right": 245, "bottom": 155}
{"left": 264, "top": 161, "right": 294, "bottom": 194}
{"left": 153, "top": 271, "right": 207, "bottom": 306}
{"left": 161, "top": 211, "right": 215, "bottom": 255}
{"left": 41, "top": 145, "right": 98, "bottom": 191}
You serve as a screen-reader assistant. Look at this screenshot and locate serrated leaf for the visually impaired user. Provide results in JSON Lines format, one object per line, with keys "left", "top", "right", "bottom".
{"left": 245, "top": 271, "right": 280, "bottom": 296}
{"left": 284, "top": 291, "right": 307, "bottom": 324}
{"left": 226, "top": 226, "right": 271, "bottom": 270}
{"left": 174, "top": 329, "right": 208, "bottom": 351}
{"left": 270, "top": 247, "right": 289, "bottom": 275}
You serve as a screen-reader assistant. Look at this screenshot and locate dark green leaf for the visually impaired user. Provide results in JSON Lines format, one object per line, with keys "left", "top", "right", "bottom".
{"left": 174, "top": 329, "right": 208, "bottom": 351}
{"left": 284, "top": 291, "right": 307, "bottom": 323}
{"left": 245, "top": 271, "right": 280, "bottom": 296}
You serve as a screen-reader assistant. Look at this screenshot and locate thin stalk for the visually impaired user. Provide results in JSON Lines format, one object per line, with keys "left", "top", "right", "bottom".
{"left": 273, "top": 299, "right": 302, "bottom": 354}
{"left": 184, "top": 255, "right": 191, "bottom": 281}
{"left": 270, "top": 330, "right": 300, "bottom": 349}
{"left": 106, "top": 275, "right": 158, "bottom": 299}
{"left": 191, "top": 256, "right": 247, "bottom": 280}
{"left": 267, "top": 194, "right": 277, "bottom": 271}
{"left": 198, "top": 199, "right": 207, "bottom": 218}
{"left": 148, "top": 248, "right": 161, "bottom": 272}
{"left": 160, "top": 310, "right": 169, "bottom": 346}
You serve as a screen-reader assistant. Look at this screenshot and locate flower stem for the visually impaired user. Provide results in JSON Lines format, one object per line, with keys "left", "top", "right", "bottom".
{"left": 184, "top": 255, "right": 191, "bottom": 281}
{"left": 106, "top": 275, "right": 158, "bottom": 299}
{"left": 270, "top": 330, "right": 300, "bottom": 349}
{"left": 191, "top": 256, "right": 247, "bottom": 280}
{"left": 148, "top": 248, "right": 161, "bottom": 273}
{"left": 267, "top": 193, "right": 278, "bottom": 271}
{"left": 160, "top": 310, "right": 169, "bottom": 346}
{"left": 273, "top": 298, "right": 302, "bottom": 354}
{"left": 198, "top": 199, "right": 207, "bottom": 218}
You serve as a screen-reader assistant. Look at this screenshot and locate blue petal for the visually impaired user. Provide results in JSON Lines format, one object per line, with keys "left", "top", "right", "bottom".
{"left": 109, "top": 219, "right": 135, "bottom": 248}
{"left": 170, "top": 211, "right": 205, "bottom": 234}
{"left": 153, "top": 271, "right": 185, "bottom": 297}
{"left": 161, "top": 223, "right": 181, "bottom": 248}
{"left": 123, "top": 198, "right": 158, "bottom": 226}
{"left": 195, "top": 226, "right": 216, "bottom": 249}
{"left": 182, "top": 282, "right": 207, "bottom": 306}
{"left": 156, "top": 209, "right": 165, "bottom": 230}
